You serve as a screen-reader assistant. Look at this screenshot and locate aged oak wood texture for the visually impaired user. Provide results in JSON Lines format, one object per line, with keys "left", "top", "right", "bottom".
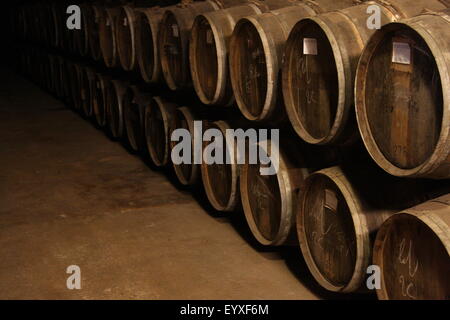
{"left": 116, "top": 5, "right": 139, "bottom": 71}
{"left": 297, "top": 165, "right": 450, "bottom": 292}
{"left": 356, "top": 10, "right": 450, "bottom": 179}
{"left": 123, "top": 85, "right": 152, "bottom": 152}
{"left": 189, "top": 0, "right": 297, "bottom": 106}
{"left": 373, "top": 194, "right": 450, "bottom": 300}
{"left": 283, "top": 0, "right": 448, "bottom": 145}
{"left": 201, "top": 120, "right": 241, "bottom": 211}
{"left": 229, "top": 0, "right": 356, "bottom": 122}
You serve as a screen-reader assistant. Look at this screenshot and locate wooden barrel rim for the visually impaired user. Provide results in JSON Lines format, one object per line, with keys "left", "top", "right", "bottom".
{"left": 200, "top": 120, "right": 239, "bottom": 211}
{"left": 173, "top": 107, "right": 200, "bottom": 186}
{"left": 283, "top": 17, "right": 351, "bottom": 145}
{"left": 136, "top": 9, "right": 161, "bottom": 83}
{"left": 373, "top": 198, "right": 450, "bottom": 300}
{"left": 145, "top": 97, "right": 175, "bottom": 167}
{"left": 123, "top": 86, "right": 142, "bottom": 151}
{"left": 80, "top": 66, "right": 94, "bottom": 117}
{"left": 117, "top": 6, "right": 136, "bottom": 71}
{"left": 190, "top": 14, "right": 224, "bottom": 105}
{"left": 88, "top": 5, "right": 103, "bottom": 61}
{"left": 297, "top": 168, "right": 370, "bottom": 292}
{"left": 240, "top": 142, "right": 294, "bottom": 245}
{"left": 355, "top": 20, "right": 450, "bottom": 178}
{"left": 230, "top": 16, "right": 275, "bottom": 121}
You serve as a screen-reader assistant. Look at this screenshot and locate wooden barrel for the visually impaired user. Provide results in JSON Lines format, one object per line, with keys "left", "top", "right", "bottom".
{"left": 283, "top": 0, "right": 448, "bottom": 146}
{"left": 229, "top": 0, "right": 356, "bottom": 122}
{"left": 190, "top": 1, "right": 264, "bottom": 105}
{"left": 68, "top": 62, "right": 82, "bottom": 111}
{"left": 355, "top": 10, "right": 450, "bottom": 179}
{"left": 123, "top": 86, "right": 152, "bottom": 152}
{"left": 201, "top": 120, "right": 241, "bottom": 210}
{"left": 106, "top": 80, "right": 128, "bottom": 139}
{"left": 99, "top": 7, "right": 120, "bottom": 68}
{"left": 158, "top": 0, "right": 222, "bottom": 90}
{"left": 74, "top": 3, "right": 90, "bottom": 57}
{"left": 55, "top": 56, "right": 65, "bottom": 99}
{"left": 116, "top": 5, "right": 138, "bottom": 71}
{"left": 373, "top": 194, "right": 450, "bottom": 300}
{"left": 240, "top": 140, "right": 311, "bottom": 245}
{"left": 93, "top": 72, "right": 111, "bottom": 128}
{"left": 145, "top": 97, "right": 178, "bottom": 166}
{"left": 87, "top": 5, "right": 103, "bottom": 61}
{"left": 135, "top": 6, "right": 166, "bottom": 83}
{"left": 79, "top": 66, "right": 95, "bottom": 118}
{"left": 297, "top": 165, "right": 450, "bottom": 292}
{"left": 171, "top": 107, "right": 201, "bottom": 186}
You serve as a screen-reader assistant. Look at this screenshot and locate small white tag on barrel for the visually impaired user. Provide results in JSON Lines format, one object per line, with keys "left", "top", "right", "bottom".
{"left": 303, "top": 38, "right": 318, "bottom": 56}
{"left": 172, "top": 24, "right": 179, "bottom": 37}
{"left": 106, "top": 19, "right": 110, "bottom": 27}
{"left": 123, "top": 17, "right": 128, "bottom": 27}
{"left": 392, "top": 42, "right": 411, "bottom": 65}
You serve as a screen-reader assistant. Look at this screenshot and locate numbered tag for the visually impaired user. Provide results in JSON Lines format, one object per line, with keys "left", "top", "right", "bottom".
{"left": 123, "top": 17, "right": 128, "bottom": 27}
{"left": 324, "top": 189, "right": 338, "bottom": 212}
{"left": 172, "top": 24, "right": 179, "bottom": 37}
{"left": 206, "top": 29, "right": 213, "bottom": 44}
{"left": 392, "top": 42, "right": 411, "bottom": 65}
{"left": 303, "top": 38, "right": 318, "bottom": 55}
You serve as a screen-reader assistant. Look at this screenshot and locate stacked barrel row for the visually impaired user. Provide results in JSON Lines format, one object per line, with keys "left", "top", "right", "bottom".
{"left": 10, "top": 0, "right": 450, "bottom": 300}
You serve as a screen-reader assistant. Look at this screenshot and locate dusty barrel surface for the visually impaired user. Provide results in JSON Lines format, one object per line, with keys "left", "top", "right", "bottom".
{"left": 136, "top": 6, "right": 166, "bottom": 83}
{"left": 297, "top": 165, "right": 450, "bottom": 293}
{"left": 87, "top": 4, "right": 104, "bottom": 61}
{"left": 123, "top": 86, "right": 152, "bottom": 152}
{"left": 93, "top": 72, "right": 111, "bottom": 128}
{"left": 373, "top": 194, "right": 450, "bottom": 300}
{"left": 201, "top": 120, "right": 242, "bottom": 211}
{"left": 99, "top": 7, "right": 120, "bottom": 68}
{"left": 283, "top": 0, "right": 448, "bottom": 146}
{"left": 116, "top": 5, "right": 138, "bottom": 71}
{"left": 145, "top": 97, "right": 178, "bottom": 166}
{"left": 355, "top": 10, "right": 450, "bottom": 179}
{"left": 158, "top": 0, "right": 223, "bottom": 90}
{"left": 171, "top": 107, "right": 202, "bottom": 186}
{"left": 229, "top": 0, "right": 356, "bottom": 122}
{"left": 106, "top": 79, "right": 128, "bottom": 139}
{"left": 240, "top": 140, "right": 310, "bottom": 245}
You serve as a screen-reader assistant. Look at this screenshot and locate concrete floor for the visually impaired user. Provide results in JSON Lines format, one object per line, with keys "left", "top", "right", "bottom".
{"left": 0, "top": 68, "right": 368, "bottom": 300}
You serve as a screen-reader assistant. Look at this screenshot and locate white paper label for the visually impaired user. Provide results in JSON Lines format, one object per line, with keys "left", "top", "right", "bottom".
{"left": 303, "top": 38, "right": 318, "bottom": 55}
{"left": 392, "top": 42, "right": 411, "bottom": 65}
{"left": 106, "top": 19, "right": 110, "bottom": 27}
{"left": 172, "top": 24, "right": 179, "bottom": 37}
{"left": 123, "top": 17, "right": 128, "bottom": 27}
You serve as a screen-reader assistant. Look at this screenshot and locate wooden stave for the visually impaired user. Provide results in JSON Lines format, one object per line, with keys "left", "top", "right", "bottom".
{"left": 373, "top": 194, "right": 450, "bottom": 300}
{"left": 88, "top": 4, "right": 104, "bottom": 61}
{"left": 99, "top": 7, "right": 120, "bottom": 68}
{"left": 355, "top": 11, "right": 450, "bottom": 179}
{"left": 144, "top": 96, "right": 178, "bottom": 167}
{"left": 135, "top": 7, "right": 166, "bottom": 83}
{"left": 106, "top": 79, "right": 128, "bottom": 139}
{"left": 92, "top": 72, "right": 111, "bottom": 128}
{"left": 116, "top": 5, "right": 138, "bottom": 71}
{"left": 158, "top": 0, "right": 222, "bottom": 90}
{"left": 123, "top": 86, "right": 152, "bottom": 152}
